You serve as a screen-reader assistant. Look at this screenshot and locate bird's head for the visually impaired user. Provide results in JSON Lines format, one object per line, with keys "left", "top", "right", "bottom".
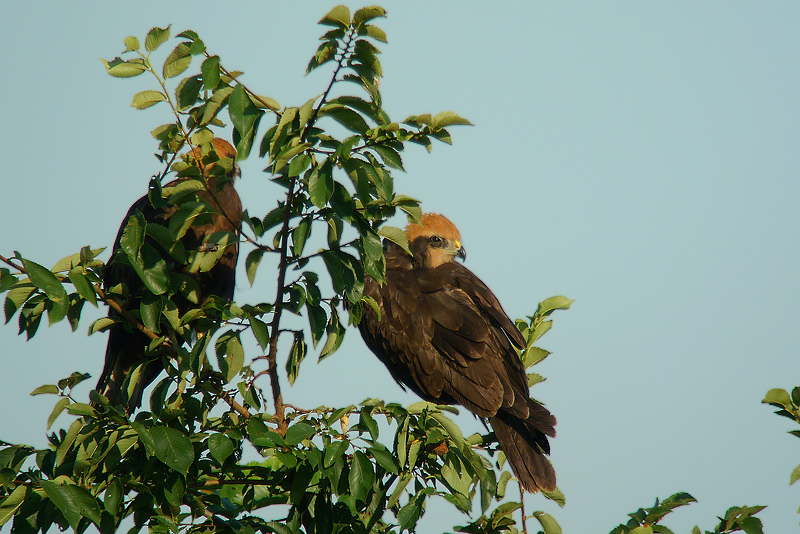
{"left": 405, "top": 213, "right": 466, "bottom": 269}
{"left": 191, "top": 138, "right": 240, "bottom": 181}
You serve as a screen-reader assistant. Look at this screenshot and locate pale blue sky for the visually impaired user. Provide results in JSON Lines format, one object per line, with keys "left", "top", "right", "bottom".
{"left": 2, "top": 2, "right": 799, "bottom": 532}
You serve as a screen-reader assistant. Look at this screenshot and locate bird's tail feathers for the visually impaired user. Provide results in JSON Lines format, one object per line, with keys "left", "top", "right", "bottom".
{"left": 490, "top": 404, "right": 556, "bottom": 492}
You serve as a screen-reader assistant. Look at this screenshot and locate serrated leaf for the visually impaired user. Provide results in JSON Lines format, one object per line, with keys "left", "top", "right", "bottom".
{"left": 285, "top": 422, "right": 316, "bottom": 446}
{"left": 145, "top": 25, "right": 171, "bottom": 53}
{"left": 431, "top": 111, "right": 473, "bottom": 128}
{"left": 286, "top": 333, "right": 307, "bottom": 386}
{"left": 176, "top": 74, "right": 203, "bottom": 111}
{"left": 763, "top": 388, "right": 793, "bottom": 410}
{"left": 309, "top": 159, "right": 334, "bottom": 208}
{"left": 320, "top": 5, "right": 350, "bottom": 29}
{"left": 215, "top": 331, "right": 244, "bottom": 382}
{"left": 229, "top": 83, "right": 260, "bottom": 159}
{"left": 359, "top": 24, "right": 387, "bottom": 43}
{"left": 353, "top": 6, "right": 386, "bottom": 27}
{"left": 201, "top": 55, "right": 221, "bottom": 91}
{"left": 791, "top": 464, "right": 800, "bottom": 485}
{"left": 208, "top": 433, "right": 234, "bottom": 464}
{"left": 102, "top": 57, "right": 147, "bottom": 78}
{"left": 349, "top": 450, "right": 374, "bottom": 502}
{"left": 150, "top": 426, "right": 193, "bottom": 475}
{"left": 88, "top": 317, "right": 116, "bottom": 335}
{"left": 245, "top": 248, "right": 264, "bottom": 286}
{"left": 378, "top": 226, "right": 410, "bottom": 255}
{"left": 47, "top": 397, "right": 71, "bottom": 429}
{"left": 123, "top": 36, "right": 140, "bottom": 52}
{"left": 163, "top": 42, "right": 191, "bottom": 79}
{"left": 0, "top": 485, "right": 26, "bottom": 526}
{"left": 30, "top": 384, "right": 58, "bottom": 396}
{"left": 538, "top": 295, "right": 575, "bottom": 314}
{"left": 532, "top": 512, "right": 562, "bottom": 534}
{"left": 68, "top": 267, "right": 97, "bottom": 307}
{"left": 131, "top": 90, "right": 166, "bottom": 110}
{"left": 249, "top": 314, "right": 269, "bottom": 352}
{"left": 42, "top": 480, "right": 102, "bottom": 529}
{"left": 22, "top": 258, "right": 68, "bottom": 325}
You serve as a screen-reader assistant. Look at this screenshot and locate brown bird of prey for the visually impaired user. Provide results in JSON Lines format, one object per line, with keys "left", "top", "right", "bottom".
{"left": 95, "top": 138, "right": 242, "bottom": 413}
{"left": 358, "top": 213, "right": 556, "bottom": 492}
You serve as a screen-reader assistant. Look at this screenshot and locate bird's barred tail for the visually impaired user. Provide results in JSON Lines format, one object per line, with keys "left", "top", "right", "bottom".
{"left": 490, "top": 400, "right": 557, "bottom": 493}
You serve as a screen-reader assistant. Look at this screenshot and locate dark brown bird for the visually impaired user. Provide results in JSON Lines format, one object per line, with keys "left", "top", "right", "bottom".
{"left": 358, "top": 213, "right": 556, "bottom": 492}
{"left": 96, "top": 138, "right": 242, "bottom": 413}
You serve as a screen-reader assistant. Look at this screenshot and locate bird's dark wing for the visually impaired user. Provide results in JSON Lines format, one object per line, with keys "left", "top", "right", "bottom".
{"left": 361, "top": 256, "right": 522, "bottom": 414}
{"left": 359, "top": 248, "right": 556, "bottom": 492}
{"left": 96, "top": 171, "right": 241, "bottom": 413}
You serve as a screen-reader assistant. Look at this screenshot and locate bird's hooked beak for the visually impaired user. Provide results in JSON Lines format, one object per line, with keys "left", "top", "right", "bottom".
{"left": 454, "top": 241, "right": 466, "bottom": 262}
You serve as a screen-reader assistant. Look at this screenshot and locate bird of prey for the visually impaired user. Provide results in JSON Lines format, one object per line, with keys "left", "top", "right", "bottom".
{"left": 95, "top": 138, "right": 242, "bottom": 413}
{"left": 357, "top": 213, "right": 556, "bottom": 492}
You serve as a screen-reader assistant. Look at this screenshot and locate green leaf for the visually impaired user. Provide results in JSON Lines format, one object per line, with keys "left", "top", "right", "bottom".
{"left": 288, "top": 153, "right": 312, "bottom": 178}
{"left": 307, "top": 40, "right": 338, "bottom": 74}
{"left": 292, "top": 217, "right": 312, "bottom": 257}
{"left": 201, "top": 86, "right": 234, "bottom": 125}
{"left": 150, "top": 426, "right": 193, "bottom": 475}
{"left": 131, "top": 90, "right": 166, "bottom": 110}
{"left": 248, "top": 314, "right": 269, "bottom": 352}
{"left": 371, "top": 144, "right": 403, "bottom": 170}
{"left": 88, "top": 317, "right": 116, "bottom": 335}
{"left": 323, "top": 438, "right": 349, "bottom": 468}
{"left": 123, "top": 36, "right": 140, "bottom": 52}
{"left": 0, "top": 485, "right": 26, "bottom": 526}
{"left": 245, "top": 248, "right": 264, "bottom": 286}
{"left": 285, "top": 422, "right": 316, "bottom": 446}
{"left": 309, "top": 159, "right": 335, "bottom": 208}
{"left": 136, "top": 243, "right": 170, "bottom": 295}
{"left": 201, "top": 55, "right": 221, "bottom": 91}
{"left": 41, "top": 480, "right": 102, "bottom": 530}
{"left": 47, "top": 397, "right": 70, "bottom": 430}
{"left": 378, "top": 226, "right": 410, "bottom": 255}
{"left": 163, "top": 42, "right": 192, "bottom": 79}
{"left": 68, "top": 267, "right": 97, "bottom": 307}
{"left": 320, "top": 104, "right": 370, "bottom": 134}
{"left": 145, "top": 25, "right": 171, "bottom": 52}
{"left": 349, "top": 450, "right": 374, "bottom": 502}
{"left": 22, "top": 258, "right": 68, "bottom": 325}
{"left": 791, "top": 464, "right": 800, "bottom": 485}
{"left": 538, "top": 295, "right": 574, "bottom": 315}
{"left": 763, "top": 388, "right": 793, "bottom": 410}
{"left": 208, "top": 433, "right": 235, "bottom": 464}
{"left": 215, "top": 331, "right": 244, "bottom": 382}
{"left": 533, "top": 512, "right": 562, "bottom": 534}
{"left": 740, "top": 516, "right": 764, "bottom": 534}
{"left": 431, "top": 111, "right": 473, "bottom": 128}
{"left": 30, "top": 384, "right": 59, "bottom": 395}
{"left": 176, "top": 74, "right": 203, "bottom": 111}
{"left": 359, "top": 24, "right": 387, "bottom": 43}
{"left": 229, "top": 84, "right": 261, "bottom": 159}
{"left": 542, "top": 486, "right": 566, "bottom": 507}
{"left": 319, "top": 5, "right": 350, "bottom": 29}
{"left": 319, "top": 307, "right": 345, "bottom": 360}
{"left": 306, "top": 304, "right": 327, "bottom": 347}
{"left": 353, "top": 6, "right": 386, "bottom": 27}
{"left": 286, "top": 333, "right": 307, "bottom": 386}
{"left": 102, "top": 57, "right": 147, "bottom": 78}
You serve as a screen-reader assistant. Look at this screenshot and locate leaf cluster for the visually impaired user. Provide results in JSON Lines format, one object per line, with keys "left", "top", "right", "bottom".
{"left": 0, "top": 5, "right": 568, "bottom": 534}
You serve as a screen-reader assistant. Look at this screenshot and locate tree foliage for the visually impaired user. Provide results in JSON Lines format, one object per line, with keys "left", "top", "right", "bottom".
{"left": 0, "top": 5, "right": 778, "bottom": 534}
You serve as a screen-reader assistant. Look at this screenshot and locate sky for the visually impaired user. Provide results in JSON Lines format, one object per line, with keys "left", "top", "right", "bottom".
{"left": 1, "top": 2, "right": 800, "bottom": 532}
